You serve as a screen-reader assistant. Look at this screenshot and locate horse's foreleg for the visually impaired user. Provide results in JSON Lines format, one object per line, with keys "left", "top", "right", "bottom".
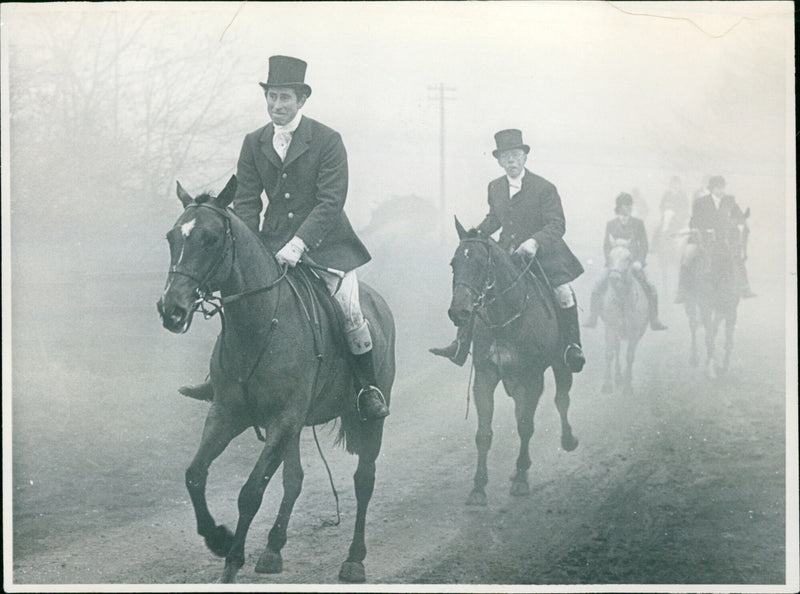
{"left": 623, "top": 337, "right": 639, "bottom": 395}
{"left": 220, "top": 420, "right": 294, "bottom": 584}
{"left": 602, "top": 327, "right": 616, "bottom": 393}
{"left": 553, "top": 365, "right": 578, "bottom": 452}
{"left": 339, "top": 420, "right": 384, "bottom": 584}
{"left": 186, "top": 405, "right": 248, "bottom": 558}
{"left": 722, "top": 309, "right": 737, "bottom": 374}
{"left": 467, "top": 368, "right": 499, "bottom": 506}
{"left": 705, "top": 309, "right": 721, "bottom": 378}
{"left": 686, "top": 303, "right": 699, "bottom": 367}
{"left": 255, "top": 431, "right": 303, "bottom": 575}
{"left": 508, "top": 373, "right": 543, "bottom": 497}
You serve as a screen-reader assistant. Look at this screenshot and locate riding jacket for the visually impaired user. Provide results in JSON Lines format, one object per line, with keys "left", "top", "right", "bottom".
{"left": 476, "top": 169, "right": 584, "bottom": 287}
{"left": 603, "top": 217, "right": 649, "bottom": 267}
{"left": 233, "top": 115, "right": 371, "bottom": 272}
{"left": 689, "top": 193, "right": 747, "bottom": 250}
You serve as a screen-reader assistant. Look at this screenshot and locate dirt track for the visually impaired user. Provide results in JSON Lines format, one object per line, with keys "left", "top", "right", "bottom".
{"left": 10, "top": 266, "right": 789, "bottom": 587}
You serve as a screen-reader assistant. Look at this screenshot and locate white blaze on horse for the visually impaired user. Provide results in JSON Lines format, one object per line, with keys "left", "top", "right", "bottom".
{"left": 156, "top": 176, "right": 395, "bottom": 584}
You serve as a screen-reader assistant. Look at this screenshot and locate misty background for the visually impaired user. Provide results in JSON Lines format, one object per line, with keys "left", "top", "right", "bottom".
{"left": 2, "top": 1, "right": 795, "bottom": 586}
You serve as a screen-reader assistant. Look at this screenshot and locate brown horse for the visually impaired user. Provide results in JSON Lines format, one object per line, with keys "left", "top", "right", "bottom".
{"left": 156, "top": 176, "right": 395, "bottom": 583}
{"left": 598, "top": 239, "right": 650, "bottom": 395}
{"left": 446, "top": 219, "right": 578, "bottom": 506}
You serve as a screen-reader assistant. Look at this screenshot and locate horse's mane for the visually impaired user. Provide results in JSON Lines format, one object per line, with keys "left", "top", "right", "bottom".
{"left": 194, "top": 193, "right": 215, "bottom": 204}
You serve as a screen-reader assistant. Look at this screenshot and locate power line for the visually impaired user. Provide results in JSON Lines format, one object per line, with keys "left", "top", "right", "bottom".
{"left": 428, "top": 83, "right": 456, "bottom": 243}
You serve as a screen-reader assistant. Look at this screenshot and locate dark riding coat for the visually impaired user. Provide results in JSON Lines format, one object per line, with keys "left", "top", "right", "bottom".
{"left": 233, "top": 115, "right": 371, "bottom": 272}
{"left": 604, "top": 217, "right": 649, "bottom": 266}
{"left": 476, "top": 169, "right": 583, "bottom": 287}
{"left": 689, "top": 193, "right": 746, "bottom": 249}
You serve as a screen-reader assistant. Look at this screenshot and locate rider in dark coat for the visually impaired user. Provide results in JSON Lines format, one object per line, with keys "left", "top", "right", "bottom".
{"left": 675, "top": 175, "right": 755, "bottom": 302}
{"left": 180, "top": 55, "right": 388, "bottom": 419}
{"left": 430, "top": 129, "right": 586, "bottom": 373}
{"left": 583, "top": 193, "right": 668, "bottom": 330}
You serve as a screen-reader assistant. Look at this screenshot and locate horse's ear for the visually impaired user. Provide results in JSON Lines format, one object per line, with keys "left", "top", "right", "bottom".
{"left": 176, "top": 181, "right": 193, "bottom": 207}
{"left": 454, "top": 216, "right": 468, "bottom": 240}
{"left": 215, "top": 175, "right": 237, "bottom": 208}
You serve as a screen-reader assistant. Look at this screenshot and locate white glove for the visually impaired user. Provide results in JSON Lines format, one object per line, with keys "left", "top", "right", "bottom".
{"left": 632, "top": 260, "right": 643, "bottom": 271}
{"left": 514, "top": 238, "right": 538, "bottom": 258}
{"left": 275, "top": 236, "right": 307, "bottom": 268}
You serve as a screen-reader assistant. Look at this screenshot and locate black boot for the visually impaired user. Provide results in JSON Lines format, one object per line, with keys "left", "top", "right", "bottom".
{"left": 429, "top": 321, "right": 472, "bottom": 366}
{"left": 583, "top": 282, "right": 605, "bottom": 329}
{"left": 352, "top": 352, "right": 390, "bottom": 421}
{"left": 178, "top": 381, "right": 214, "bottom": 401}
{"left": 557, "top": 304, "right": 585, "bottom": 373}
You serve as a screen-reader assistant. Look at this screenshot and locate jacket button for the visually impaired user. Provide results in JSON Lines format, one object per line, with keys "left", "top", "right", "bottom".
{"left": 284, "top": 192, "right": 291, "bottom": 199}
{"left": 287, "top": 212, "right": 294, "bottom": 219}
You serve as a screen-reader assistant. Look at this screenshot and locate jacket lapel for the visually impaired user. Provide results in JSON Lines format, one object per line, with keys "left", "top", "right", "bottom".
{"left": 259, "top": 123, "right": 282, "bottom": 168}
{"left": 282, "top": 116, "right": 311, "bottom": 168}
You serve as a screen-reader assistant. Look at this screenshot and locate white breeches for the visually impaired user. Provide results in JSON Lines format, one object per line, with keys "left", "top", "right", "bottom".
{"left": 318, "top": 269, "right": 372, "bottom": 355}
{"left": 554, "top": 282, "right": 575, "bottom": 308}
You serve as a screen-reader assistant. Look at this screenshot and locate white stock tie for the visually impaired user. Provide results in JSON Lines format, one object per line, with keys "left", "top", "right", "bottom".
{"left": 273, "top": 130, "right": 292, "bottom": 161}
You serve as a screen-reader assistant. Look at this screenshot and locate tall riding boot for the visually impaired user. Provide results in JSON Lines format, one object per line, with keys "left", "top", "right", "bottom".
{"left": 352, "top": 351, "right": 390, "bottom": 421}
{"left": 557, "top": 304, "right": 586, "bottom": 373}
{"left": 646, "top": 291, "right": 668, "bottom": 330}
{"left": 429, "top": 318, "right": 474, "bottom": 366}
{"left": 179, "top": 380, "right": 214, "bottom": 401}
{"left": 583, "top": 281, "right": 606, "bottom": 328}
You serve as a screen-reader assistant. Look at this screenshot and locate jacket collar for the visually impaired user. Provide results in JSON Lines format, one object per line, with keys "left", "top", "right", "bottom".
{"left": 259, "top": 116, "right": 312, "bottom": 168}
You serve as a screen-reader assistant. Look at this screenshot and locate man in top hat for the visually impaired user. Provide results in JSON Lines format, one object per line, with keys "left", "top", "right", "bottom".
{"left": 675, "top": 175, "right": 755, "bottom": 302}
{"left": 583, "top": 192, "right": 668, "bottom": 330}
{"left": 430, "top": 129, "right": 587, "bottom": 373}
{"left": 180, "top": 55, "right": 389, "bottom": 420}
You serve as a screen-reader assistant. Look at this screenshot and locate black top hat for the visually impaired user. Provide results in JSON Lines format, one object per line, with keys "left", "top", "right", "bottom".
{"left": 492, "top": 129, "right": 530, "bottom": 158}
{"left": 615, "top": 192, "right": 634, "bottom": 214}
{"left": 259, "top": 55, "right": 312, "bottom": 98}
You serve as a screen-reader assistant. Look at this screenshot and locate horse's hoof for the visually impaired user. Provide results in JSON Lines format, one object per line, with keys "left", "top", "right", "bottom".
{"left": 601, "top": 383, "right": 613, "bottom": 394}
{"left": 255, "top": 549, "right": 283, "bottom": 574}
{"left": 466, "top": 489, "right": 488, "bottom": 506}
{"left": 561, "top": 434, "right": 579, "bottom": 452}
{"left": 219, "top": 561, "right": 240, "bottom": 583}
{"left": 510, "top": 479, "right": 529, "bottom": 497}
{"left": 205, "top": 525, "right": 234, "bottom": 557}
{"left": 339, "top": 560, "right": 366, "bottom": 583}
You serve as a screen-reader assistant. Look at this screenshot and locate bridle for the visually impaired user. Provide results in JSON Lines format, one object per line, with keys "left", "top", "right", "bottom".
{"left": 168, "top": 202, "right": 287, "bottom": 319}
{"left": 454, "top": 237, "right": 536, "bottom": 329}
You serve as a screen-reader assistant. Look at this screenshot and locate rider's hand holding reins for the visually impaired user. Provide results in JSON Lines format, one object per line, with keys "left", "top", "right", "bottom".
{"left": 514, "top": 238, "right": 538, "bottom": 259}
{"left": 276, "top": 236, "right": 307, "bottom": 268}
{"left": 632, "top": 261, "right": 643, "bottom": 271}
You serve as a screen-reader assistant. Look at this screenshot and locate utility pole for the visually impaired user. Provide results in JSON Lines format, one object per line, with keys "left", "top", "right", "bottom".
{"left": 428, "top": 83, "right": 456, "bottom": 243}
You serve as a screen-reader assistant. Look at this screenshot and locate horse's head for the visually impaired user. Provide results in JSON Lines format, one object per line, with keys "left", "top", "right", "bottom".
{"left": 607, "top": 238, "right": 633, "bottom": 287}
{"left": 447, "top": 217, "right": 499, "bottom": 327}
{"left": 157, "top": 175, "right": 237, "bottom": 333}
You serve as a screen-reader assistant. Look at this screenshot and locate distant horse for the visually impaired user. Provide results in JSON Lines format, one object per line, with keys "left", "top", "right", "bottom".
{"left": 598, "top": 239, "right": 649, "bottom": 395}
{"left": 682, "top": 222, "right": 745, "bottom": 377}
{"left": 156, "top": 176, "right": 395, "bottom": 583}
{"left": 652, "top": 225, "right": 687, "bottom": 303}
{"left": 447, "top": 219, "right": 578, "bottom": 506}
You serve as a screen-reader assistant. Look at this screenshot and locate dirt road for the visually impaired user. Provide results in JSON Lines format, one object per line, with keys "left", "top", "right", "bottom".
{"left": 9, "top": 270, "right": 790, "bottom": 587}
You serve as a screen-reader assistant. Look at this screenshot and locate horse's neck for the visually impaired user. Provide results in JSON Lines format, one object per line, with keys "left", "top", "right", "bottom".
{"left": 489, "top": 249, "right": 533, "bottom": 309}
{"left": 223, "top": 217, "right": 284, "bottom": 316}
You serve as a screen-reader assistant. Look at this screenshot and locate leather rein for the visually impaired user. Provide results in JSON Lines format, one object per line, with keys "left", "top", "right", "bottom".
{"left": 456, "top": 238, "right": 537, "bottom": 329}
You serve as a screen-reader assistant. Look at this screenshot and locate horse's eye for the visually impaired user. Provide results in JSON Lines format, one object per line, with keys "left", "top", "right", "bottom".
{"left": 199, "top": 232, "right": 218, "bottom": 247}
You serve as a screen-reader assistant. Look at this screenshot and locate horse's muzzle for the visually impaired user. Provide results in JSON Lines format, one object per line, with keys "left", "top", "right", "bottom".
{"left": 448, "top": 306, "right": 472, "bottom": 327}
{"left": 157, "top": 295, "right": 194, "bottom": 334}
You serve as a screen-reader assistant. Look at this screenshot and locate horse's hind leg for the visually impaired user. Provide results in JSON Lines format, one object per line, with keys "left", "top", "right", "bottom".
{"left": 553, "top": 364, "right": 578, "bottom": 452}
{"left": 623, "top": 338, "right": 639, "bottom": 395}
{"left": 467, "top": 367, "right": 500, "bottom": 506}
{"left": 339, "top": 420, "right": 385, "bottom": 583}
{"left": 220, "top": 419, "right": 296, "bottom": 583}
{"left": 185, "top": 405, "right": 248, "bottom": 559}
{"left": 507, "top": 372, "right": 544, "bottom": 497}
{"left": 255, "top": 431, "right": 303, "bottom": 574}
